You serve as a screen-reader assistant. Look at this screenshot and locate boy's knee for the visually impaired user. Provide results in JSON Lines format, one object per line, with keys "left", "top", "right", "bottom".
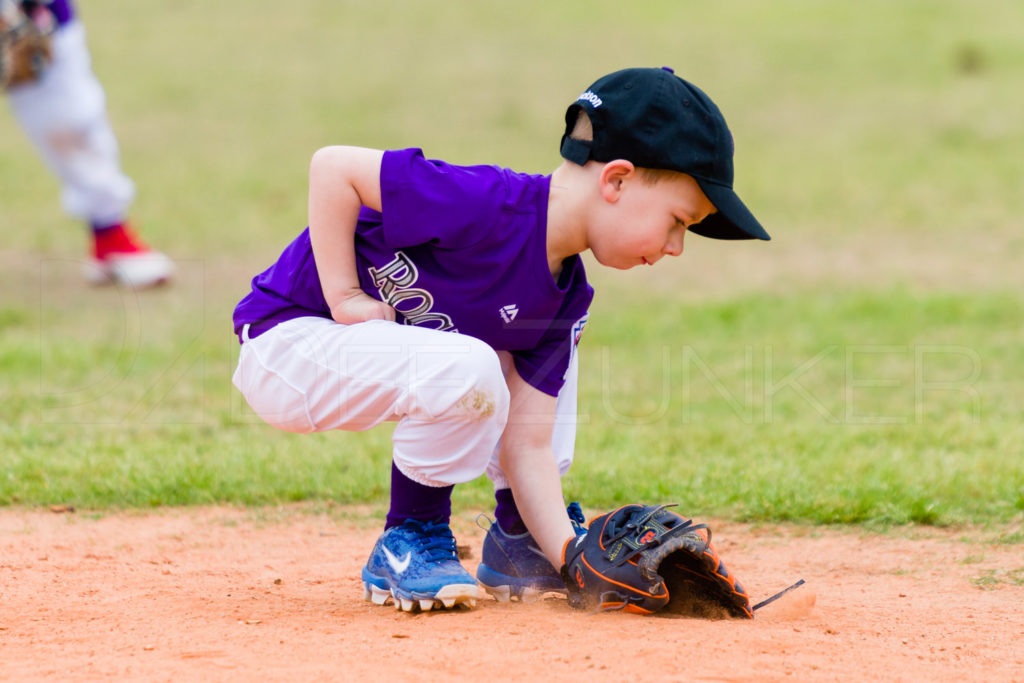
{"left": 415, "top": 337, "right": 509, "bottom": 423}
{"left": 449, "top": 338, "right": 510, "bottom": 420}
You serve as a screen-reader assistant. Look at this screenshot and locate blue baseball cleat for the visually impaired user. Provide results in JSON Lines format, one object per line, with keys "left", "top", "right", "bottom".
{"left": 476, "top": 502, "right": 586, "bottom": 602}
{"left": 361, "top": 519, "right": 479, "bottom": 612}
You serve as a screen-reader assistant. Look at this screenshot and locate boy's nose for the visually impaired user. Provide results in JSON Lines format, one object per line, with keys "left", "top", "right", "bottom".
{"left": 664, "top": 232, "right": 685, "bottom": 257}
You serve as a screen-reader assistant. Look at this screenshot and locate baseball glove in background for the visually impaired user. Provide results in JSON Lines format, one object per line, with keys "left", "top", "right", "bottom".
{"left": 1, "top": 0, "right": 54, "bottom": 88}
{"left": 560, "top": 504, "right": 754, "bottom": 617}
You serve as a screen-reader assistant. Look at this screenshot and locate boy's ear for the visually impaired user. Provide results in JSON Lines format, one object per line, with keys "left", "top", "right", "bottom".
{"left": 599, "top": 160, "right": 636, "bottom": 202}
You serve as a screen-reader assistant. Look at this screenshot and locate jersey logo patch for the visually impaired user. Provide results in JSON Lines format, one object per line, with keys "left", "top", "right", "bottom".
{"left": 499, "top": 304, "right": 519, "bottom": 324}
{"left": 572, "top": 315, "right": 588, "bottom": 346}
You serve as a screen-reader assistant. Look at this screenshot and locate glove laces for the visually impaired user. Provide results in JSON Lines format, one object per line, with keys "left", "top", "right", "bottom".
{"left": 603, "top": 504, "right": 710, "bottom": 566}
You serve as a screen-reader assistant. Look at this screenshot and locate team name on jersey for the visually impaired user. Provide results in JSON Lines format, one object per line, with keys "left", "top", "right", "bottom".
{"left": 368, "top": 251, "right": 457, "bottom": 331}
{"left": 576, "top": 90, "right": 603, "bottom": 108}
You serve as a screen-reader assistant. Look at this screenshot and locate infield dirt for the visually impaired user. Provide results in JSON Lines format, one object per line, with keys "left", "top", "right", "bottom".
{"left": 2, "top": 506, "right": 1021, "bottom": 682}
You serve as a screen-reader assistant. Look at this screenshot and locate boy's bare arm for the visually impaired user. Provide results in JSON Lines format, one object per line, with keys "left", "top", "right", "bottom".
{"left": 307, "top": 146, "right": 394, "bottom": 324}
{"left": 498, "top": 364, "right": 576, "bottom": 569}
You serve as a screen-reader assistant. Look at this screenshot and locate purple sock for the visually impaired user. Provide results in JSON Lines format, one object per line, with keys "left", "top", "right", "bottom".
{"left": 91, "top": 220, "right": 124, "bottom": 235}
{"left": 385, "top": 461, "right": 453, "bottom": 529}
{"left": 494, "top": 488, "right": 528, "bottom": 535}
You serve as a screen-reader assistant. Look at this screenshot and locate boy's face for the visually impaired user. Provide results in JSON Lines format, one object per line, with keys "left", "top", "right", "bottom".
{"left": 589, "top": 165, "right": 717, "bottom": 270}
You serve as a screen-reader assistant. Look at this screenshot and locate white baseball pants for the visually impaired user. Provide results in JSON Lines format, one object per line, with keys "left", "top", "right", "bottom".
{"left": 232, "top": 317, "right": 579, "bottom": 488}
{"left": 6, "top": 21, "right": 135, "bottom": 226}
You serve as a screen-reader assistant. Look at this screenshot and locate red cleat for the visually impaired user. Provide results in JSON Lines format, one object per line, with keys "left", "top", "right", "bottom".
{"left": 85, "top": 222, "right": 174, "bottom": 288}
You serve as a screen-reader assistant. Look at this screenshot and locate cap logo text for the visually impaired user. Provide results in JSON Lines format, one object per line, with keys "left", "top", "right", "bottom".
{"left": 576, "top": 90, "right": 603, "bottom": 108}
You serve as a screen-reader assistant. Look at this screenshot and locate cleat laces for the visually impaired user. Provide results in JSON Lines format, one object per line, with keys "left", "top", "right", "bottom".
{"left": 567, "top": 501, "right": 587, "bottom": 535}
{"left": 407, "top": 520, "right": 460, "bottom": 564}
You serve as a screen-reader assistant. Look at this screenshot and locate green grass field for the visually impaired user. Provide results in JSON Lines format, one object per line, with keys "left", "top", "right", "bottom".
{"left": 2, "top": 0, "right": 1022, "bottom": 532}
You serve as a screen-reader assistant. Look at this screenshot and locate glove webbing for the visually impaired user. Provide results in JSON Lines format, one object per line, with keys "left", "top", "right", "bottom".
{"left": 603, "top": 504, "right": 709, "bottom": 569}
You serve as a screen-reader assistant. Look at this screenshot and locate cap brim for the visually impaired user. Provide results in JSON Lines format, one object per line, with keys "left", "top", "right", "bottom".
{"left": 690, "top": 180, "right": 771, "bottom": 241}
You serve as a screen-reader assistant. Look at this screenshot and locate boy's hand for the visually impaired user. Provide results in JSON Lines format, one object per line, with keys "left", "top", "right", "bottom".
{"left": 330, "top": 290, "right": 396, "bottom": 324}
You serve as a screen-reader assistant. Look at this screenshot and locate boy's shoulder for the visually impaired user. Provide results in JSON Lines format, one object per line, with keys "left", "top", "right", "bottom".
{"left": 369, "top": 148, "right": 552, "bottom": 252}
{"left": 382, "top": 147, "right": 549, "bottom": 214}
{"left": 386, "top": 147, "right": 543, "bottom": 182}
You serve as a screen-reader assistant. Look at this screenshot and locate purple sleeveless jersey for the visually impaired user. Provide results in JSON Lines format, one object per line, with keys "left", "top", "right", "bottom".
{"left": 22, "top": 1, "right": 75, "bottom": 26}
{"left": 233, "top": 148, "right": 594, "bottom": 396}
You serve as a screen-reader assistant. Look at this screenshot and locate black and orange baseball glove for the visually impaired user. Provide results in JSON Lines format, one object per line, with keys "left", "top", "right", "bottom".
{"left": 560, "top": 504, "right": 754, "bottom": 617}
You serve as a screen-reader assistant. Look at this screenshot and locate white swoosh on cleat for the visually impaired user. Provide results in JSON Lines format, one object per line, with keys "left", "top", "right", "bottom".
{"left": 382, "top": 546, "right": 412, "bottom": 574}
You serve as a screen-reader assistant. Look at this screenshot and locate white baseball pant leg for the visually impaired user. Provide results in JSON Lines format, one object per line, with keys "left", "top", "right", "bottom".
{"left": 233, "top": 317, "right": 512, "bottom": 487}
{"left": 6, "top": 20, "right": 135, "bottom": 225}
{"left": 484, "top": 349, "right": 579, "bottom": 490}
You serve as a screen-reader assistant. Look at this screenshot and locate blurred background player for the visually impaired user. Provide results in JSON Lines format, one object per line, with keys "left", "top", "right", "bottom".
{"left": 2, "top": 0, "right": 172, "bottom": 287}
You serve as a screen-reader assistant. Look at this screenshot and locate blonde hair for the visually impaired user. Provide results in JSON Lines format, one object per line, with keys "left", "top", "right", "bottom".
{"left": 569, "top": 109, "right": 681, "bottom": 186}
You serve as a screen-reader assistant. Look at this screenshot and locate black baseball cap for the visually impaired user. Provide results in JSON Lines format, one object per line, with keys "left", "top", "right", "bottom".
{"left": 560, "top": 67, "right": 770, "bottom": 241}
